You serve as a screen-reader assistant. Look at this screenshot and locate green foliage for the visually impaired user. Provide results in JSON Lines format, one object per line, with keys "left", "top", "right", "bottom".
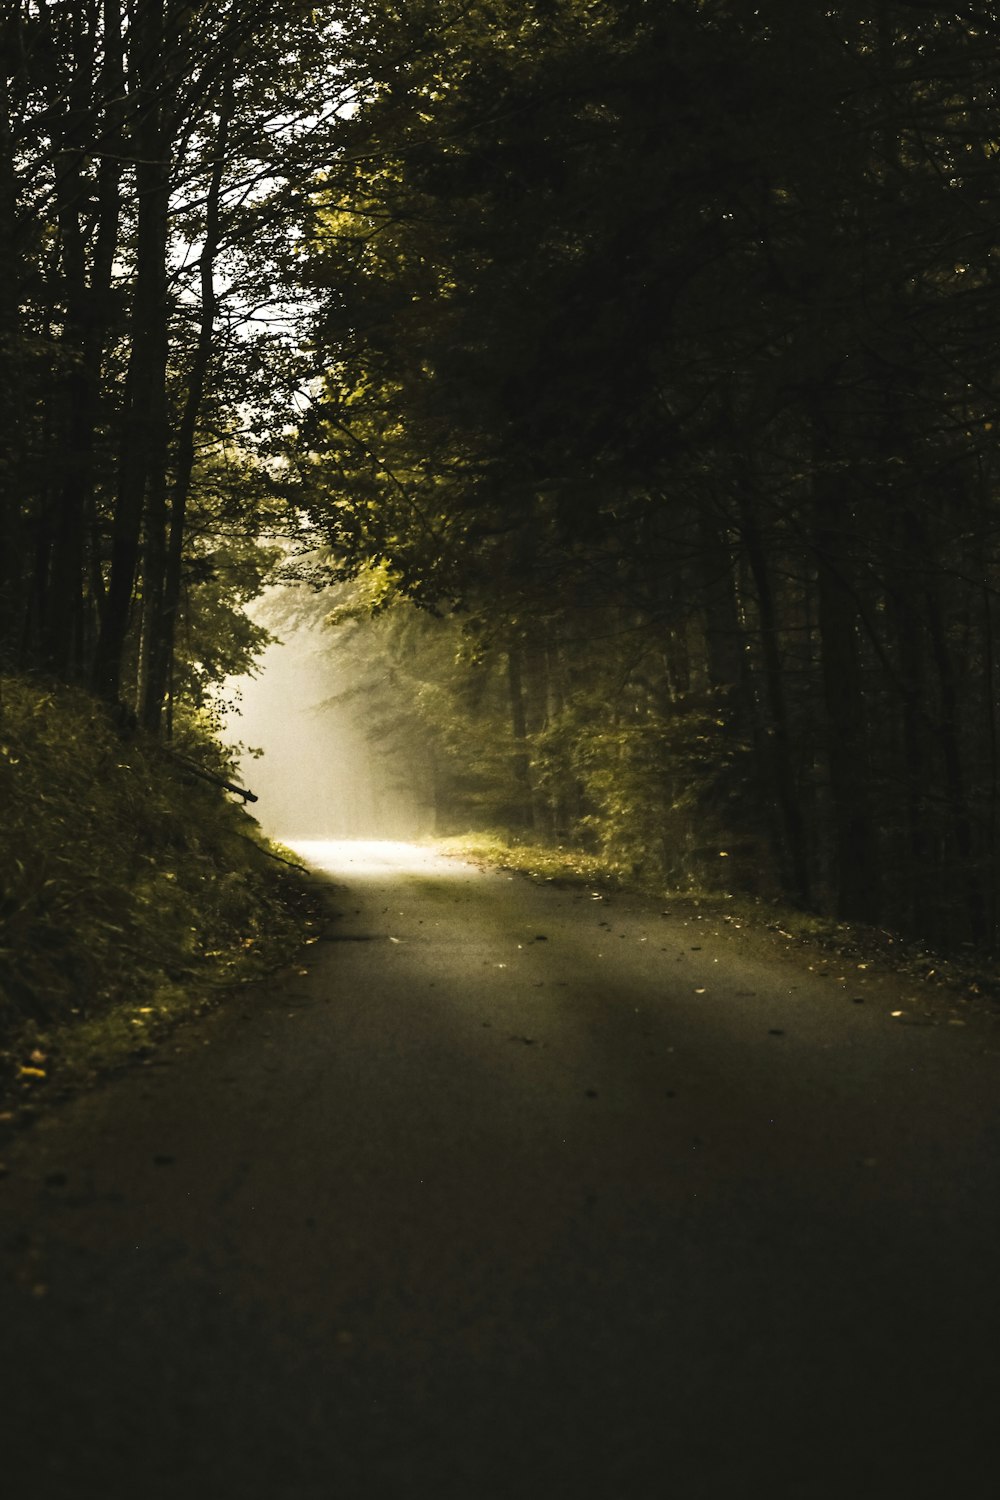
{"left": 295, "top": 1, "right": 1000, "bottom": 948}
{"left": 301, "top": 574, "right": 767, "bottom": 890}
{"left": 0, "top": 675, "right": 316, "bottom": 1094}
{"left": 534, "top": 689, "right": 758, "bottom": 889}
{"left": 308, "top": 576, "right": 528, "bottom": 834}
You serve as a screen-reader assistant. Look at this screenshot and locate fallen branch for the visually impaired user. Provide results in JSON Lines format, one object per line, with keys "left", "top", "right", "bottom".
{"left": 232, "top": 830, "right": 308, "bottom": 873}
{"left": 162, "top": 749, "right": 258, "bottom": 804}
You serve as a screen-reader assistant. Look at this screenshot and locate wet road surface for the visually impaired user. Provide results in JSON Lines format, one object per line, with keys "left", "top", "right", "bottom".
{"left": 2, "top": 840, "right": 999, "bottom": 1498}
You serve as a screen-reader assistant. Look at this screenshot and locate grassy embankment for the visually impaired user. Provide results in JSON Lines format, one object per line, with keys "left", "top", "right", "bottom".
{"left": 0, "top": 676, "right": 320, "bottom": 1106}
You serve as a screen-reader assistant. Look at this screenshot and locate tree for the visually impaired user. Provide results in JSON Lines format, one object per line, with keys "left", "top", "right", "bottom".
{"left": 298, "top": 0, "right": 1000, "bottom": 943}
{"left": 1, "top": 0, "right": 356, "bottom": 725}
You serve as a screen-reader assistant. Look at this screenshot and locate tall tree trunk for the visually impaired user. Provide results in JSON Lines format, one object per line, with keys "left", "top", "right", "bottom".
{"left": 43, "top": 1, "right": 97, "bottom": 678}
{"left": 0, "top": 20, "right": 25, "bottom": 668}
{"left": 815, "top": 520, "right": 878, "bottom": 921}
{"left": 93, "top": 0, "right": 170, "bottom": 709}
{"left": 893, "top": 581, "right": 932, "bottom": 933}
{"left": 738, "top": 494, "right": 812, "bottom": 905}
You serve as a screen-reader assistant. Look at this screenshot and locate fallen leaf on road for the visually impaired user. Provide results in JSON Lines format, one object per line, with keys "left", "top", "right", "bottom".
{"left": 694, "top": 987, "right": 707, "bottom": 994}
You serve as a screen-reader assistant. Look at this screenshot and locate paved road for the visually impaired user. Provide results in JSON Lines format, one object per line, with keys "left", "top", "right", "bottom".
{"left": 2, "top": 841, "right": 998, "bottom": 1499}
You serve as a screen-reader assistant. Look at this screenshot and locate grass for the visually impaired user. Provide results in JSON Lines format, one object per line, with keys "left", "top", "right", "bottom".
{"left": 434, "top": 832, "right": 617, "bottom": 888}
{"left": 0, "top": 675, "right": 321, "bottom": 1109}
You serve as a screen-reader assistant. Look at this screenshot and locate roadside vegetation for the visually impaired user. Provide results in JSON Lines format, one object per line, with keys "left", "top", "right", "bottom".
{"left": 0, "top": 676, "right": 319, "bottom": 1108}
{"left": 436, "top": 832, "right": 996, "bottom": 1031}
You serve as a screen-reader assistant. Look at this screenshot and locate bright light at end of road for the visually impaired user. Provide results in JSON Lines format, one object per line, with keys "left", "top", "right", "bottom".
{"left": 284, "top": 840, "right": 474, "bottom": 878}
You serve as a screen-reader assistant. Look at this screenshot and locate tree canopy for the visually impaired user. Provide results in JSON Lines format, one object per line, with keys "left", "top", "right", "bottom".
{"left": 5, "top": 1, "right": 1000, "bottom": 948}
{"left": 296, "top": 0, "right": 1000, "bottom": 945}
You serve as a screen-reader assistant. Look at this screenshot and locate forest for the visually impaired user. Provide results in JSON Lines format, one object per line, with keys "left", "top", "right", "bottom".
{"left": 4, "top": 0, "right": 1000, "bottom": 977}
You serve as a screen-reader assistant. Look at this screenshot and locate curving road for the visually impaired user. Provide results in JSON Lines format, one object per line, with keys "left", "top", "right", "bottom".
{"left": 2, "top": 840, "right": 998, "bottom": 1498}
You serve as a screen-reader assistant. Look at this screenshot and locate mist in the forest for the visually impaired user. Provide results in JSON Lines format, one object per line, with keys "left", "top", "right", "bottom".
{"left": 220, "top": 617, "right": 431, "bottom": 843}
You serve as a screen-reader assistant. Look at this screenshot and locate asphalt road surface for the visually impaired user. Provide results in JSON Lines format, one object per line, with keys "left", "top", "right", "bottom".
{"left": 2, "top": 840, "right": 999, "bottom": 1499}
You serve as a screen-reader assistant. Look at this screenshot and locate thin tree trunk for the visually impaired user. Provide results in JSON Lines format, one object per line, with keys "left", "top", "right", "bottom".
{"left": 923, "top": 580, "right": 986, "bottom": 943}
{"left": 142, "top": 68, "right": 233, "bottom": 734}
{"left": 809, "top": 390, "right": 879, "bottom": 923}
{"left": 507, "top": 645, "right": 533, "bottom": 831}
{"left": 699, "top": 509, "right": 748, "bottom": 730}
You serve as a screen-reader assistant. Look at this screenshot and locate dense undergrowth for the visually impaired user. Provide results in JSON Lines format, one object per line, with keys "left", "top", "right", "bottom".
{"left": 0, "top": 675, "right": 319, "bottom": 1103}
